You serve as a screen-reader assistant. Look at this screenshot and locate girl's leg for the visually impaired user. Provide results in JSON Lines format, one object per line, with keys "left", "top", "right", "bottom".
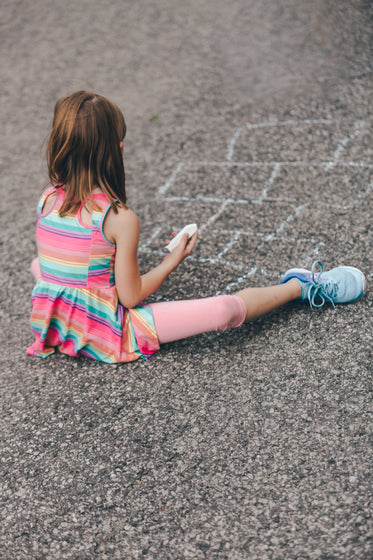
{"left": 235, "top": 278, "right": 302, "bottom": 321}
{"left": 149, "top": 280, "right": 301, "bottom": 345}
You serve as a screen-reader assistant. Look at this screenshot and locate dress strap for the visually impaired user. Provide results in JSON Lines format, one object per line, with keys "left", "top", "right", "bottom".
{"left": 37, "top": 185, "right": 61, "bottom": 217}
{"left": 91, "top": 196, "right": 116, "bottom": 246}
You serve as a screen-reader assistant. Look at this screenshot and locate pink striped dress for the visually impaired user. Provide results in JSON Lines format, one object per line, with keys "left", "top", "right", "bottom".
{"left": 27, "top": 186, "right": 160, "bottom": 362}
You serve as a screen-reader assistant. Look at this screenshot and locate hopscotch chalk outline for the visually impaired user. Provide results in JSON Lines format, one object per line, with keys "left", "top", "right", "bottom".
{"left": 142, "top": 119, "right": 372, "bottom": 294}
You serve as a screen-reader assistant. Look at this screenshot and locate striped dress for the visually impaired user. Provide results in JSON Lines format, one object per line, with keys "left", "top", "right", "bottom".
{"left": 27, "top": 186, "right": 160, "bottom": 363}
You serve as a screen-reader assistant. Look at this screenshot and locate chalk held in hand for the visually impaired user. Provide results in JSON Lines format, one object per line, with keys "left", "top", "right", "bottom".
{"left": 165, "top": 224, "right": 198, "bottom": 252}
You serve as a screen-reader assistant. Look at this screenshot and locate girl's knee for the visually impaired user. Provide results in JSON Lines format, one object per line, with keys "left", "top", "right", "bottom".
{"left": 214, "top": 295, "right": 246, "bottom": 331}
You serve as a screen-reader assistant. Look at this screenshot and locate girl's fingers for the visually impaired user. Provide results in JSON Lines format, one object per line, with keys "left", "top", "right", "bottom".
{"left": 185, "top": 231, "right": 198, "bottom": 253}
{"left": 175, "top": 233, "right": 189, "bottom": 251}
{"left": 171, "top": 233, "right": 190, "bottom": 256}
{"left": 180, "top": 232, "right": 198, "bottom": 256}
{"left": 163, "top": 232, "right": 198, "bottom": 264}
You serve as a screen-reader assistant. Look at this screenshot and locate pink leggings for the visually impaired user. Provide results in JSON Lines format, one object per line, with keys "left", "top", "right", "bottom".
{"left": 149, "top": 295, "right": 246, "bottom": 344}
{"left": 31, "top": 258, "right": 246, "bottom": 344}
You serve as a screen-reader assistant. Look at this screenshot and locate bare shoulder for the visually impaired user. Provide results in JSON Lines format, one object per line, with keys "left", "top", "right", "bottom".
{"left": 106, "top": 205, "right": 139, "bottom": 230}
{"left": 103, "top": 204, "right": 140, "bottom": 244}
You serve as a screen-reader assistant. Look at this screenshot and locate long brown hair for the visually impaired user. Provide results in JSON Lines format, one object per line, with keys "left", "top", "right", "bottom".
{"left": 47, "top": 91, "right": 127, "bottom": 215}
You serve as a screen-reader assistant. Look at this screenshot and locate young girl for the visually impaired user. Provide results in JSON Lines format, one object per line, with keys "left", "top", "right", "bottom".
{"left": 27, "top": 91, "right": 367, "bottom": 363}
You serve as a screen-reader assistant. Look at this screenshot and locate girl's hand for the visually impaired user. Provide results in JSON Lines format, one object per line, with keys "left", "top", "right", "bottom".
{"left": 107, "top": 206, "right": 199, "bottom": 308}
{"left": 163, "top": 231, "right": 198, "bottom": 269}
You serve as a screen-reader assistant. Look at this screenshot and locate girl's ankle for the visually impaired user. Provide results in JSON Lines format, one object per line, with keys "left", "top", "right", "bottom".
{"left": 286, "top": 278, "right": 302, "bottom": 299}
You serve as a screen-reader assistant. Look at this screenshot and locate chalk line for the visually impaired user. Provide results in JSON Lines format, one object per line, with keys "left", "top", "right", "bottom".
{"left": 301, "top": 242, "right": 326, "bottom": 266}
{"left": 342, "top": 182, "right": 373, "bottom": 210}
{"left": 245, "top": 119, "right": 332, "bottom": 129}
{"left": 217, "top": 231, "right": 241, "bottom": 259}
{"left": 226, "top": 125, "right": 246, "bottom": 161}
{"left": 226, "top": 119, "right": 332, "bottom": 162}
{"left": 266, "top": 204, "right": 308, "bottom": 241}
{"left": 158, "top": 163, "right": 184, "bottom": 194}
{"left": 159, "top": 195, "right": 362, "bottom": 210}
{"left": 198, "top": 200, "right": 230, "bottom": 234}
{"left": 159, "top": 160, "right": 373, "bottom": 174}
{"left": 217, "top": 267, "right": 258, "bottom": 294}
{"left": 324, "top": 121, "right": 365, "bottom": 171}
{"left": 191, "top": 160, "right": 373, "bottom": 168}
{"left": 253, "top": 163, "right": 281, "bottom": 204}
{"left": 138, "top": 226, "right": 165, "bottom": 251}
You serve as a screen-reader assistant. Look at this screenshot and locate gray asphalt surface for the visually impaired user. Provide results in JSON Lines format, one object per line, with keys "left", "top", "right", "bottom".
{"left": 1, "top": 1, "right": 372, "bottom": 558}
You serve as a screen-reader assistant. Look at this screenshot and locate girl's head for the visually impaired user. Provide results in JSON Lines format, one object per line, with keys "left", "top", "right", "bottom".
{"left": 47, "top": 91, "right": 127, "bottom": 215}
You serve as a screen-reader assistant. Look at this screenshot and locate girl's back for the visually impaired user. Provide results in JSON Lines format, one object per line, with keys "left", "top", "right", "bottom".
{"left": 36, "top": 186, "right": 116, "bottom": 288}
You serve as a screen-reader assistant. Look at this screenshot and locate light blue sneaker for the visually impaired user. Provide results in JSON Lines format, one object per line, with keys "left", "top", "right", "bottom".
{"left": 280, "top": 260, "right": 367, "bottom": 308}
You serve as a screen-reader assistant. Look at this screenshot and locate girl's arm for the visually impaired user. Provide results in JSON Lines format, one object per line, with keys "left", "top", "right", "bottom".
{"left": 104, "top": 207, "right": 198, "bottom": 308}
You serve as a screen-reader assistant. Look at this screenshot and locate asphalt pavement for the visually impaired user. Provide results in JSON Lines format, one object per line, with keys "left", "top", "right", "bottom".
{"left": 1, "top": 1, "right": 372, "bottom": 558}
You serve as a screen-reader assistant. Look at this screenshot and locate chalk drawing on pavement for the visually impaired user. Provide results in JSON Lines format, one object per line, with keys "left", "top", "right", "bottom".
{"left": 140, "top": 119, "right": 372, "bottom": 294}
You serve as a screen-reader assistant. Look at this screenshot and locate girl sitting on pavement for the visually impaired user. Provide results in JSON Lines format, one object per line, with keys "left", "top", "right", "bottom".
{"left": 27, "top": 91, "right": 367, "bottom": 363}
